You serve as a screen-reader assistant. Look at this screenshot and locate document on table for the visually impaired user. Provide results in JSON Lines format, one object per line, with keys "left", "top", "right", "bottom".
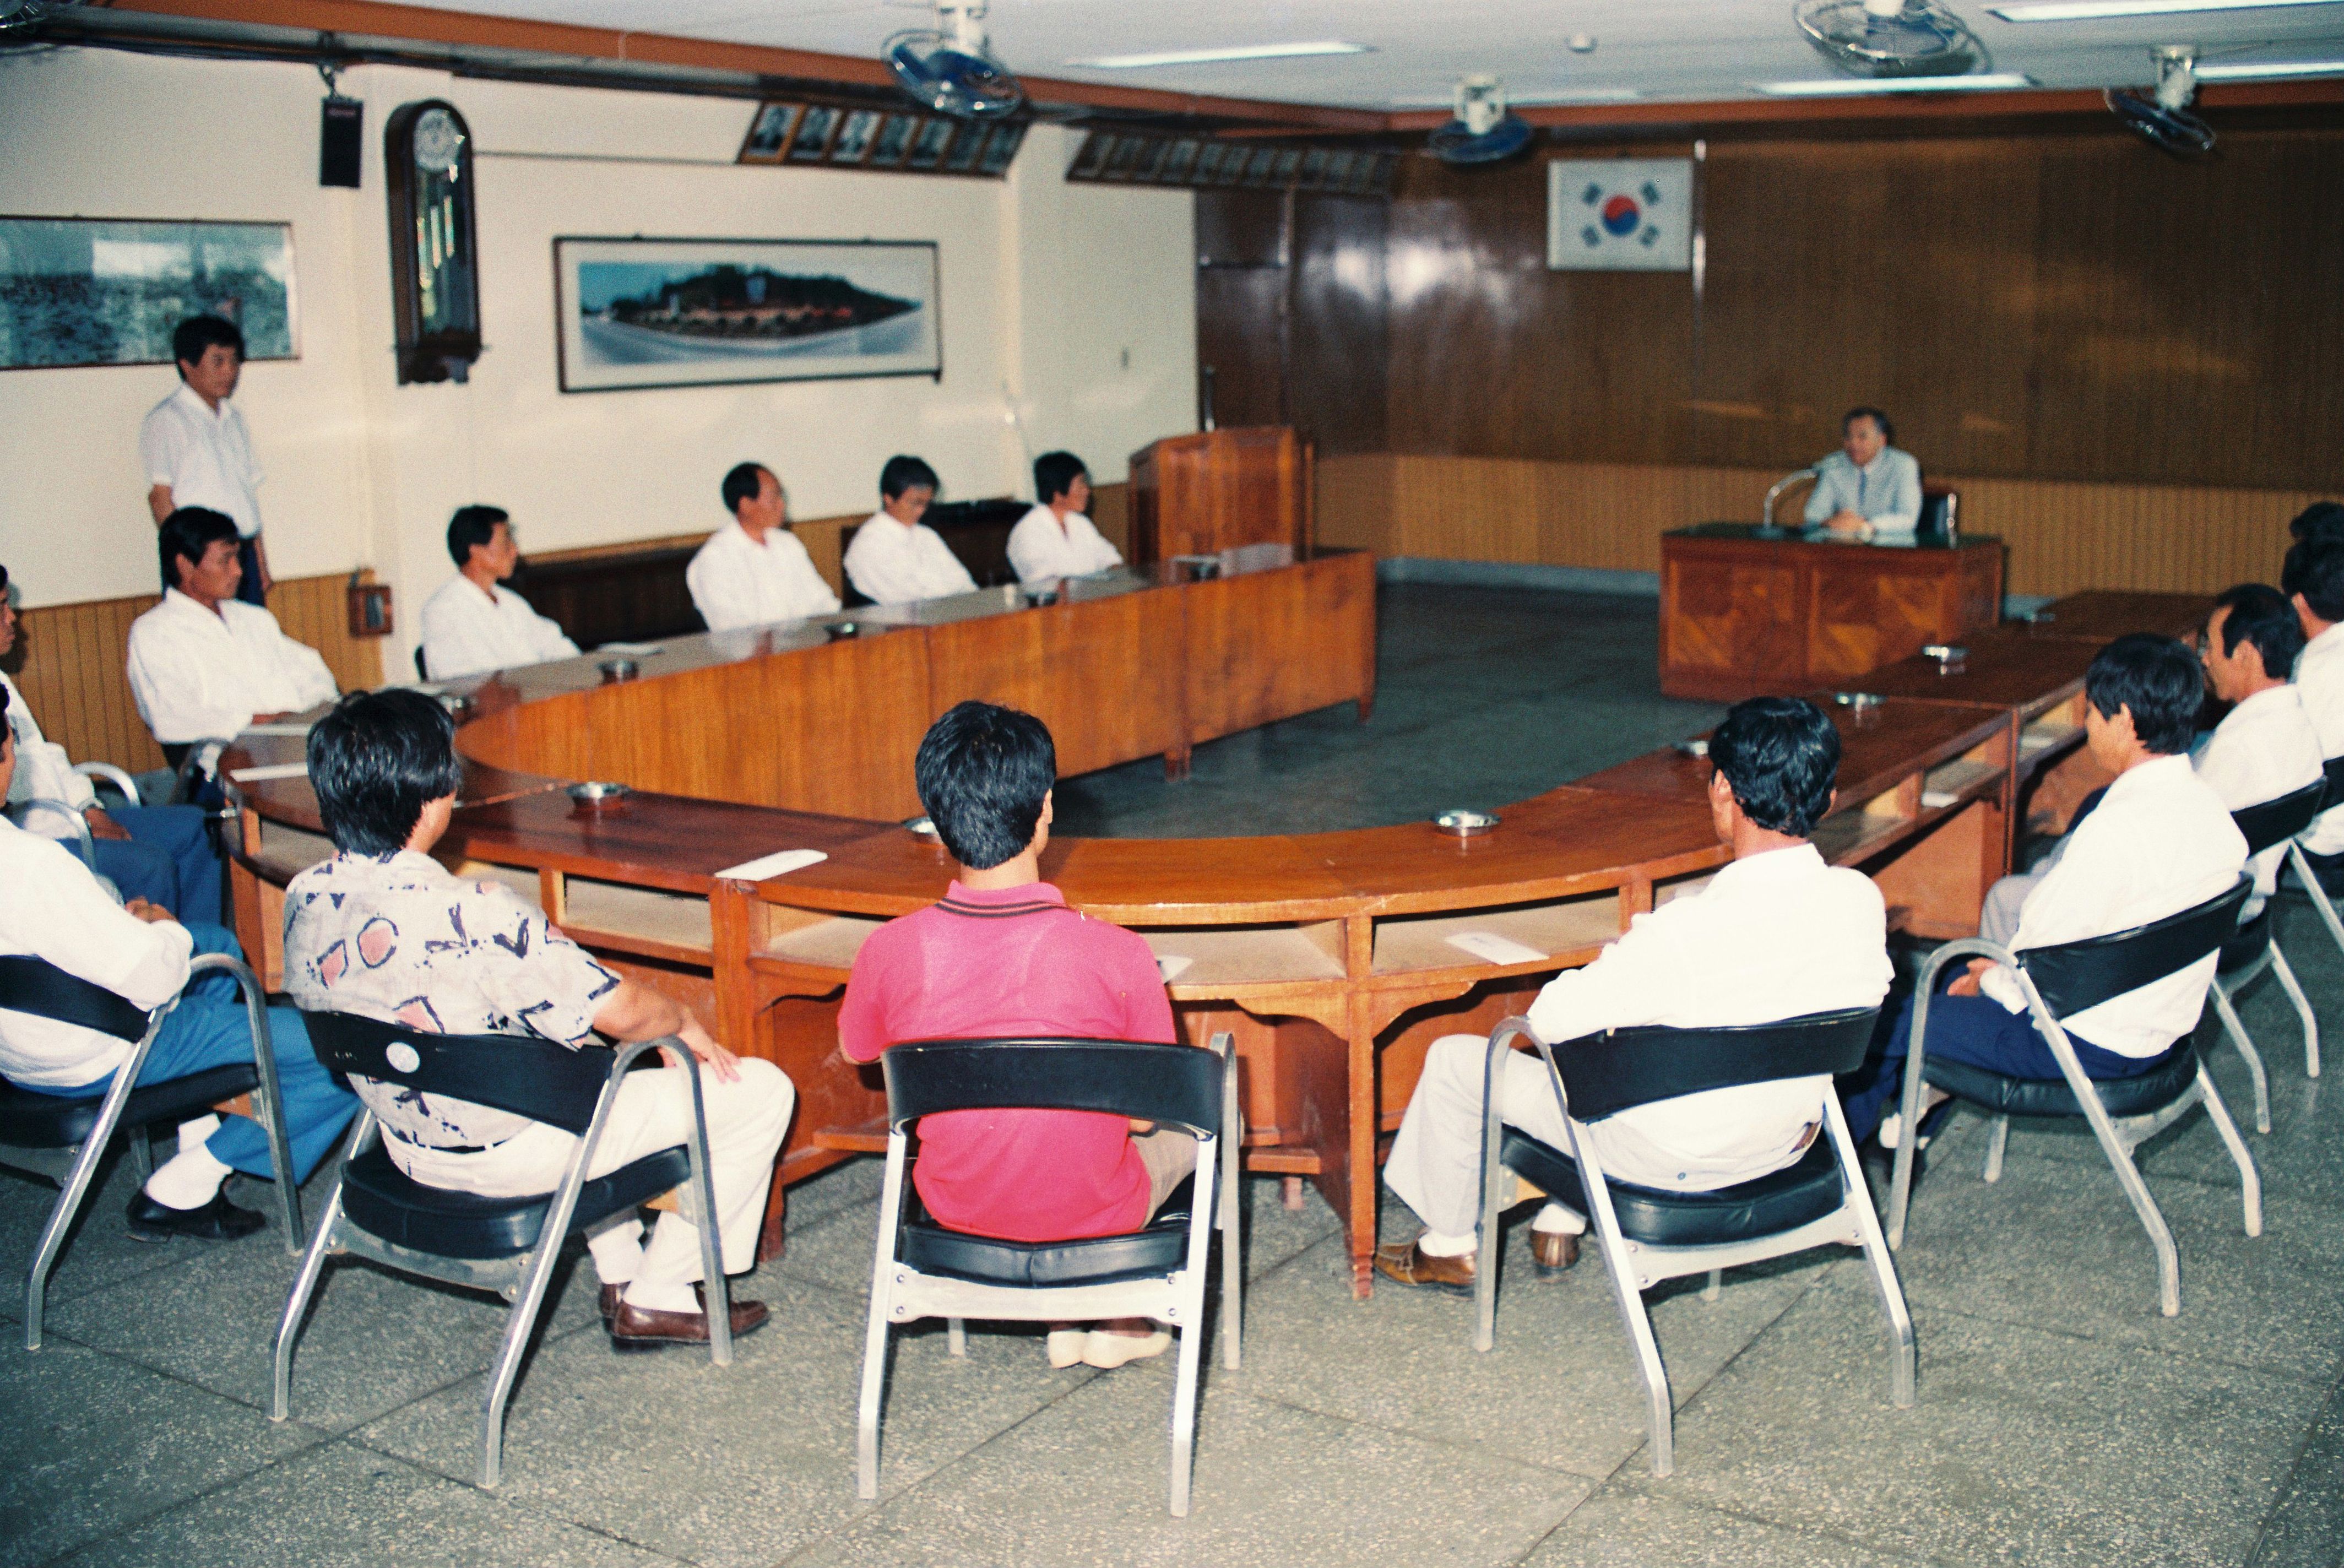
{"left": 1155, "top": 954, "right": 1195, "bottom": 983}
{"left": 713, "top": 848, "right": 829, "bottom": 881}
{"left": 241, "top": 721, "right": 314, "bottom": 737}
{"left": 596, "top": 642, "right": 666, "bottom": 656}
{"left": 1446, "top": 930, "right": 1548, "bottom": 966}
{"left": 228, "top": 762, "right": 310, "bottom": 783}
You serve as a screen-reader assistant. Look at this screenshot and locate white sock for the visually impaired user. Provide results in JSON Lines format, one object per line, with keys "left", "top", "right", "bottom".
{"left": 143, "top": 1142, "right": 232, "bottom": 1210}
{"left": 621, "top": 1277, "right": 700, "bottom": 1314}
{"left": 1417, "top": 1228, "right": 1476, "bottom": 1257}
{"left": 178, "top": 1113, "right": 221, "bottom": 1154}
{"left": 1532, "top": 1202, "right": 1586, "bottom": 1236}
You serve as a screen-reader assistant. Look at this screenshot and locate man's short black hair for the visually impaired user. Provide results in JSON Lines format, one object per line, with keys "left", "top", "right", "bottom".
{"left": 2086, "top": 634, "right": 2202, "bottom": 756}
{"left": 2209, "top": 583, "right": 2304, "bottom": 680}
{"left": 913, "top": 700, "right": 1055, "bottom": 871}
{"left": 2288, "top": 502, "right": 2344, "bottom": 545}
{"left": 158, "top": 507, "right": 240, "bottom": 593}
{"left": 1843, "top": 406, "right": 1895, "bottom": 446}
{"left": 445, "top": 504, "right": 509, "bottom": 569}
{"left": 880, "top": 454, "right": 940, "bottom": 502}
{"left": 307, "top": 690, "right": 465, "bottom": 857}
{"left": 721, "top": 462, "right": 770, "bottom": 517}
{"left": 172, "top": 314, "right": 245, "bottom": 370}
{"left": 1707, "top": 696, "right": 1840, "bottom": 838}
{"left": 1033, "top": 451, "right": 1088, "bottom": 507}
{"left": 2283, "top": 536, "right": 2344, "bottom": 624}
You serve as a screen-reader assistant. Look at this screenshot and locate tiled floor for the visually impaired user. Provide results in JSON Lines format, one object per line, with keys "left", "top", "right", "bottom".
{"left": 7, "top": 587, "right": 2342, "bottom": 1566}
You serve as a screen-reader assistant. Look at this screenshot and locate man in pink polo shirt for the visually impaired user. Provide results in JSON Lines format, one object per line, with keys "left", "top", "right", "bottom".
{"left": 840, "top": 700, "right": 1191, "bottom": 1370}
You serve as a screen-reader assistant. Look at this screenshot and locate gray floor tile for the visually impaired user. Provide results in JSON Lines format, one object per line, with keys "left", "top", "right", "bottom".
{"left": 1519, "top": 1487, "right": 1941, "bottom": 1567}
{"left": 2250, "top": 1371, "right": 2344, "bottom": 1568}
{"left": 0, "top": 1150, "right": 203, "bottom": 1324}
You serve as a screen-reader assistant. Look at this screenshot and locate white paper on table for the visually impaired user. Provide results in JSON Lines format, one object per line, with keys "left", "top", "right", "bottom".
{"left": 1155, "top": 954, "right": 1195, "bottom": 983}
{"left": 1919, "top": 789, "right": 1961, "bottom": 810}
{"left": 713, "top": 848, "right": 828, "bottom": 882}
{"left": 228, "top": 762, "right": 310, "bottom": 783}
{"left": 596, "top": 641, "right": 666, "bottom": 656}
{"left": 1446, "top": 930, "right": 1548, "bottom": 967}
{"left": 241, "top": 722, "right": 314, "bottom": 737}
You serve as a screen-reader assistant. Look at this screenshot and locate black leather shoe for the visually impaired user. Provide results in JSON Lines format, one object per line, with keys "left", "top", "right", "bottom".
{"left": 126, "top": 1189, "right": 267, "bottom": 1242}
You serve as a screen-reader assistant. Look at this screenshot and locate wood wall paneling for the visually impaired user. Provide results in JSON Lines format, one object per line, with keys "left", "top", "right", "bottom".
{"left": 1288, "top": 196, "right": 1391, "bottom": 457}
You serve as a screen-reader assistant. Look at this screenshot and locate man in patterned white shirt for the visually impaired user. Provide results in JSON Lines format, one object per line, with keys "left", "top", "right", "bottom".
{"left": 282, "top": 690, "right": 794, "bottom": 1348}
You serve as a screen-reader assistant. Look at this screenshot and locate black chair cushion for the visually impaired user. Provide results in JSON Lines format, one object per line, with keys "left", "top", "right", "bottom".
{"left": 0, "top": 1064, "right": 258, "bottom": 1150}
{"left": 1923, "top": 1044, "right": 2198, "bottom": 1119}
{"left": 1499, "top": 1131, "right": 1846, "bottom": 1249}
{"left": 899, "top": 1174, "right": 1197, "bottom": 1288}
{"left": 338, "top": 1141, "right": 691, "bottom": 1260}
{"left": 2219, "top": 909, "right": 2272, "bottom": 974}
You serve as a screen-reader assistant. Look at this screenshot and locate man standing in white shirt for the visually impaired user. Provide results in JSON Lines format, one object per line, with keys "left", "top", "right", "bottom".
{"left": 1377, "top": 697, "right": 1892, "bottom": 1293}
{"left": 2283, "top": 534, "right": 2344, "bottom": 891}
{"left": 685, "top": 463, "right": 841, "bottom": 632}
{"left": 842, "top": 455, "right": 979, "bottom": 607}
{"left": 2194, "top": 584, "right": 2323, "bottom": 922}
{"left": 0, "top": 690, "right": 355, "bottom": 1239}
{"left": 126, "top": 508, "right": 338, "bottom": 766}
{"left": 419, "top": 506, "right": 581, "bottom": 679}
{"left": 1007, "top": 451, "right": 1124, "bottom": 588}
{"left": 1842, "top": 635, "right": 2248, "bottom": 1150}
{"left": 1803, "top": 406, "right": 1923, "bottom": 541}
{"left": 140, "top": 316, "right": 269, "bottom": 607}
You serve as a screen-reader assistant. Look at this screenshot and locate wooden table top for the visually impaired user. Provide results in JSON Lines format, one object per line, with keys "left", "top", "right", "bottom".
{"left": 1840, "top": 630, "right": 2101, "bottom": 714}
{"left": 2012, "top": 590, "right": 2212, "bottom": 644}
{"left": 1573, "top": 698, "right": 2009, "bottom": 810}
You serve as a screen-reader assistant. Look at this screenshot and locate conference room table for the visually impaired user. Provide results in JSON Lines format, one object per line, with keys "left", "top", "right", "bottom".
{"left": 223, "top": 580, "right": 2213, "bottom": 1298}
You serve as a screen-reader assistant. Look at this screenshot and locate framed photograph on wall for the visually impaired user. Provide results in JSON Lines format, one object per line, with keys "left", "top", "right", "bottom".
{"left": 552, "top": 235, "right": 942, "bottom": 393}
{"left": 0, "top": 215, "right": 297, "bottom": 371}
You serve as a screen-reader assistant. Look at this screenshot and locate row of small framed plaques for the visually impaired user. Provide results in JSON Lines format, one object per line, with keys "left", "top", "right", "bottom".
{"left": 1065, "top": 133, "right": 1399, "bottom": 197}
{"left": 738, "top": 101, "right": 1027, "bottom": 178}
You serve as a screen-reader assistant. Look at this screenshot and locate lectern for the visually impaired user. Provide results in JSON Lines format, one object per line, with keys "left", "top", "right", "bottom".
{"left": 1127, "top": 426, "right": 1312, "bottom": 565}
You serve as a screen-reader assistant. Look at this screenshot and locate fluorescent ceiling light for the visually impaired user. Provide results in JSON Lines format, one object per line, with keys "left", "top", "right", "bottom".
{"left": 1755, "top": 72, "right": 2037, "bottom": 95}
{"left": 1990, "top": 0, "right": 2341, "bottom": 21}
{"left": 1071, "top": 41, "right": 1373, "bottom": 69}
{"left": 2195, "top": 57, "right": 2344, "bottom": 78}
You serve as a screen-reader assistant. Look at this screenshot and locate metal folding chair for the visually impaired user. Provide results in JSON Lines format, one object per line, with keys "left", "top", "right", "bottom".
{"left": 8, "top": 797, "right": 111, "bottom": 897}
{"left": 2284, "top": 755, "right": 2344, "bottom": 996}
{"left": 858, "top": 1034, "right": 1241, "bottom": 1517}
{"left": 2208, "top": 779, "right": 2327, "bottom": 1131}
{"left": 1469, "top": 1007, "right": 1908, "bottom": 1478}
{"left": 71, "top": 761, "right": 143, "bottom": 807}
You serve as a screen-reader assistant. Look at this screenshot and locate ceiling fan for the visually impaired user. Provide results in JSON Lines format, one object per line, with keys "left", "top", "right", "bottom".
{"left": 883, "top": 1, "right": 1024, "bottom": 120}
{"left": 1794, "top": 0, "right": 1986, "bottom": 78}
{"left": 1429, "top": 76, "right": 1534, "bottom": 165}
{"left": 2107, "top": 46, "right": 2217, "bottom": 157}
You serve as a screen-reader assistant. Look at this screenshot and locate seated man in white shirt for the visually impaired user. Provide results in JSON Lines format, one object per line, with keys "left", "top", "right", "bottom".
{"left": 284, "top": 690, "right": 795, "bottom": 1348}
{"left": 1377, "top": 696, "right": 1892, "bottom": 1293}
{"left": 685, "top": 463, "right": 841, "bottom": 632}
{"left": 842, "top": 455, "right": 978, "bottom": 607}
{"left": 141, "top": 314, "right": 268, "bottom": 607}
{"left": 2283, "top": 534, "right": 2344, "bottom": 891}
{"left": 1007, "top": 451, "right": 1124, "bottom": 587}
{"left": 1841, "top": 634, "right": 2249, "bottom": 1151}
{"left": 126, "top": 508, "right": 338, "bottom": 768}
{"left": 0, "top": 685, "right": 355, "bottom": 1239}
{"left": 1803, "top": 406, "right": 1923, "bottom": 541}
{"left": 2194, "top": 584, "right": 2323, "bottom": 923}
{"left": 419, "top": 506, "right": 580, "bottom": 680}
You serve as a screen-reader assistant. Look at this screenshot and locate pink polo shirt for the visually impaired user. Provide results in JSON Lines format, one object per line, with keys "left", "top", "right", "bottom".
{"left": 839, "top": 880, "right": 1178, "bottom": 1243}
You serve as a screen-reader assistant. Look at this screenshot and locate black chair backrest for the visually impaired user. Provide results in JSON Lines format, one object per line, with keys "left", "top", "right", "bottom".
{"left": 2016, "top": 876, "right": 2252, "bottom": 1021}
{"left": 881, "top": 1039, "right": 1223, "bottom": 1138}
{"left": 1916, "top": 487, "right": 1954, "bottom": 542}
{"left": 414, "top": 646, "right": 430, "bottom": 681}
{"left": 300, "top": 1009, "right": 616, "bottom": 1133}
{"left": 1546, "top": 1007, "right": 1880, "bottom": 1124}
{"left": 0, "top": 954, "right": 152, "bottom": 1043}
{"left": 2323, "top": 756, "right": 2344, "bottom": 812}
{"left": 2233, "top": 778, "right": 2328, "bottom": 856}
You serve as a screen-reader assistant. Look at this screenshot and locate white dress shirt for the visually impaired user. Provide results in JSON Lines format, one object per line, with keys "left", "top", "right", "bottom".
{"left": 1006, "top": 505, "right": 1124, "bottom": 586}
{"left": 419, "top": 575, "right": 580, "bottom": 680}
{"left": 2, "top": 671, "right": 96, "bottom": 822}
{"left": 1524, "top": 843, "right": 1892, "bottom": 1190}
{"left": 1988, "top": 753, "right": 2247, "bottom": 1057}
{"left": 125, "top": 588, "right": 338, "bottom": 745}
{"left": 685, "top": 523, "right": 841, "bottom": 632}
{"left": 0, "top": 817, "right": 194, "bottom": 1088}
{"left": 2292, "top": 621, "right": 2344, "bottom": 854}
{"left": 2195, "top": 683, "right": 2323, "bottom": 919}
{"left": 140, "top": 383, "right": 263, "bottom": 539}
{"left": 1803, "top": 446, "right": 1923, "bottom": 539}
{"left": 842, "top": 514, "right": 978, "bottom": 606}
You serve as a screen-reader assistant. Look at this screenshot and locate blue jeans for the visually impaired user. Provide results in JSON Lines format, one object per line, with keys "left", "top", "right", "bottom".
{"left": 33, "top": 921, "right": 356, "bottom": 1182}
{"left": 91, "top": 805, "right": 223, "bottom": 923}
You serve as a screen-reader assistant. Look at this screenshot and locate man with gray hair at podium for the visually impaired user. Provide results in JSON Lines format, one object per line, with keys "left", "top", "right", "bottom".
{"left": 1804, "top": 406, "right": 1922, "bottom": 541}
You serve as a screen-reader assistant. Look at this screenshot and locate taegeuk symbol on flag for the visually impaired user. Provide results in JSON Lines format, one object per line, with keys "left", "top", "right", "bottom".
{"left": 1545, "top": 158, "right": 1694, "bottom": 272}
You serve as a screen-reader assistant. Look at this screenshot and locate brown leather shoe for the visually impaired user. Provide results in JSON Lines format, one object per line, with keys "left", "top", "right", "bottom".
{"left": 1531, "top": 1230, "right": 1581, "bottom": 1277}
{"left": 599, "top": 1284, "right": 624, "bottom": 1324}
{"left": 1373, "top": 1239, "right": 1476, "bottom": 1296}
{"left": 608, "top": 1291, "right": 769, "bottom": 1350}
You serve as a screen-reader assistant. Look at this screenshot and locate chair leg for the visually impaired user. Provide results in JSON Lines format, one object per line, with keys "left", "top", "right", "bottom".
{"left": 24, "top": 1131, "right": 117, "bottom": 1353}
{"left": 1218, "top": 1059, "right": 1242, "bottom": 1372}
{"left": 2269, "top": 942, "right": 2321, "bottom": 1080}
{"left": 244, "top": 996, "right": 305, "bottom": 1252}
{"left": 478, "top": 1234, "right": 572, "bottom": 1489}
{"left": 1982, "top": 1115, "right": 2010, "bottom": 1183}
{"left": 2079, "top": 1100, "right": 2183, "bottom": 1318}
{"left": 946, "top": 1318, "right": 967, "bottom": 1357}
{"left": 2288, "top": 843, "right": 2344, "bottom": 966}
{"left": 1168, "top": 1317, "right": 1207, "bottom": 1517}
{"left": 2210, "top": 985, "right": 2272, "bottom": 1134}
{"left": 271, "top": 1189, "right": 344, "bottom": 1419}
{"left": 1701, "top": 1268, "right": 1722, "bottom": 1302}
{"left": 2194, "top": 1067, "right": 2264, "bottom": 1239}
{"left": 1611, "top": 1269, "right": 1674, "bottom": 1478}
{"left": 1472, "top": 1033, "right": 1512, "bottom": 1354}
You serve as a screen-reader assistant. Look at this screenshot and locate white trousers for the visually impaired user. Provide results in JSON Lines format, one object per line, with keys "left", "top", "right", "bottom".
{"left": 389, "top": 1059, "right": 794, "bottom": 1294}
{"left": 1384, "top": 1034, "right": 1577, "bottom": 1240}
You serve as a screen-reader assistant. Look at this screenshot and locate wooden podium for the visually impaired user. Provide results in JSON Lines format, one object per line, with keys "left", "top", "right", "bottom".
{"left": 1127, "top": 426, "right": 1312, "bottom": 565}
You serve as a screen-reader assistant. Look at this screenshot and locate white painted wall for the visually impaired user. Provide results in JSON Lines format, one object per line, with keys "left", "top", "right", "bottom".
{"left": 0, "top": 49, "right": 1195, "bottom": 679}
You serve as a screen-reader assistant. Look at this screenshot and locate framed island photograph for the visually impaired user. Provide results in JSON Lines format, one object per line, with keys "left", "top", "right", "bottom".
{"left": 552, "top": 235, "right": 941, "bottom": 393}
{"left": 0, "top": 215, "right": 297, "bottom": 371}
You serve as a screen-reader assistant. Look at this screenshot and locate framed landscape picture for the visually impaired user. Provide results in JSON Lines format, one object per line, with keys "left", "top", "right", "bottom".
{"left": 0, "top": 216, "right": 297, "bottom": 371}
{"left": 551, "top": 236, "right": 942, "bottom": 393}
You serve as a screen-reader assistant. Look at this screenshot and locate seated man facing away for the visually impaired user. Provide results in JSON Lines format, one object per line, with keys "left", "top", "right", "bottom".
{"left": 418, "top": 505, "right": 579, "bottom": 680}
{"left": 839, "top": 700, "right": 1190, "bottom": 1370}
{"left": 126, "top": 507, "right": 337, "bottom": 767}
{"left": 1007, "top": 451, "right": 1123, "bottom": 587}
{"left": 2194, "top": 584, "right": 2322, "bottom": 923}
{"left": 2284, "top": 533, "right": 2344, "bottom": 891}
{"left": 0, "top": 684, "right": 356, "bottom": 1238}
{"left": 282, "top": 691, "right": 795, "bottom": 1348}
{"left": 1378, "top": 696, "right": 1892, "bottom": 1293}
{"left": 842, "top": 455, "right": 978, "bottom": 607}
{"left": 2, "top": 562, "right": 221, "bottom": 919}
{"left": 686, "top": 462, "right": 840, "bottom": 632}
{"left": 1841, "top": 634, "right": 2248, "bottom": 1151}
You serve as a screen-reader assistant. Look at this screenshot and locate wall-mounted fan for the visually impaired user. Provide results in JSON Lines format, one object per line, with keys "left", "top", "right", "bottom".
{"left": 2107, "top": 47, "right": 2216, "bottom": 158}
{"left": 884, "top": 1, "right": 1023, "bottom": 120}
{"left": 0, "top": 0, "right": 78, "bottom": 32}
{"left": 1429, "top": 77, "right": 1533, "bottom": 165}
{"left": 1794, "top": 0, "right": 1985, "bottom": 78}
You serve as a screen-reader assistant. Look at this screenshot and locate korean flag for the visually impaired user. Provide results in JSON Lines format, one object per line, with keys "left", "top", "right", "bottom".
{"left": 1546, "top": 158, "right": 1695, "bottom": 272}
